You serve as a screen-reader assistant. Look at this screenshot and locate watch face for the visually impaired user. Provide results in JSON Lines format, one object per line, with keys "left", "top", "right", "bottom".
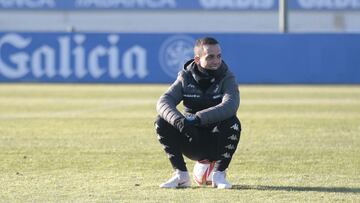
{"left": 186, "top": 114, "right": 196, "bottom": 121}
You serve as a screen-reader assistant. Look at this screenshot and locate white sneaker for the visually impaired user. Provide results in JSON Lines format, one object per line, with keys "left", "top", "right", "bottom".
{"left": 212, "top": 171, "right": 232, "bottom": 189}
{"left": 159, "top": 169, "right": 191, "bottom": 188}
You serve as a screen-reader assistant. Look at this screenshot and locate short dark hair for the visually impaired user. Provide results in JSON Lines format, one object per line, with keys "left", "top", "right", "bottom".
{"left": 194, "top": 37, "right": 219, "bottom": 56}
{"left": 195, "top": 37, "right": 219, "bottom": 47}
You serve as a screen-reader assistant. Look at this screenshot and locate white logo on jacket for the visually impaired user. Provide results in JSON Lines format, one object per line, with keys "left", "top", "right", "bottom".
{"left": 213, "top": 84, "right": 220, "bottom": 93}
{"left": 187, "top": 83, "right": 195, "bottom": 88}
{"left": 212, "top": 94, "right": 223, "bottom": 99}
{"left": 183, "top": 94, "right": 200, "bottom": 98}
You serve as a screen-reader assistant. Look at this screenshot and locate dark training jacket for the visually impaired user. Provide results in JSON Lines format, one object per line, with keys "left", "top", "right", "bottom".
{"left": 156, "top": 59, "right": 240, "bottom": 126}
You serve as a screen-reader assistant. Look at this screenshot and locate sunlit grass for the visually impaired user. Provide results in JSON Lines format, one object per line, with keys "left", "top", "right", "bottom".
{"left": 0, "top": 84, "right": 359, "bottom": 202}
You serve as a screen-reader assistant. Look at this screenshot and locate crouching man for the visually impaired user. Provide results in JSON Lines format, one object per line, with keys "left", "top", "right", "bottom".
{"left": 155, "top": 37, "right": 241, "bottom": 189}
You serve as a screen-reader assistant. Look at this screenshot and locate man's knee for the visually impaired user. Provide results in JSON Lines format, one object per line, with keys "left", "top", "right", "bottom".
{"left": 155, "top": 116, "right": 178, "bottom": 135}
{"left": 220, "top": 116, "right": 241, "bottom": 133}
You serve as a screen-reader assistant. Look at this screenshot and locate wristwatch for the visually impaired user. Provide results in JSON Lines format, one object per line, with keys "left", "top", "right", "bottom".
{"left": 186, "top": 114, "right": 197, "bottom": 121}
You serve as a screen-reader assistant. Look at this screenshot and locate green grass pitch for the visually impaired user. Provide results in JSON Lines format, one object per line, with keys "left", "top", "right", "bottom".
{"left": 0, "top": 84, "right": 359, "bottom": 202}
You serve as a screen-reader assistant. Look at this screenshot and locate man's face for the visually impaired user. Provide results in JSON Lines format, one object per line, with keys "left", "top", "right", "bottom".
{"left": 195, "top": 44, "right": 222, "bottom": 70}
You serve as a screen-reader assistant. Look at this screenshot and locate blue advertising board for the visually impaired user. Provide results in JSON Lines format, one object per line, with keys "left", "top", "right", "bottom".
{"left": 289, "top": 0, "right": 360, "bottom": 10}
{"left": 0, "top": 32, "right": 359, "bottom": 84}
{"left": 0, "top": 0, "right": 359, "bottom": 10}
{"left": 0, "top": 0, "right": 278, "bottom": 10}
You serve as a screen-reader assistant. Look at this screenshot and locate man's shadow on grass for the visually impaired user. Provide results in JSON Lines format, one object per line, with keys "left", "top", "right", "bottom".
{"left": 232, "top": 185, "right": 360, "bottom": 194}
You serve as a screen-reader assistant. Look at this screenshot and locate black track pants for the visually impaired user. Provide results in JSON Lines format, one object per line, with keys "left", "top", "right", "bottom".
{"left": 154, "top": 116, "right": 241, "bottom": 171}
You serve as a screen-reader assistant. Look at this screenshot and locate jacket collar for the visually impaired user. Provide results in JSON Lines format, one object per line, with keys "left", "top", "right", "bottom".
{"left": 184, "top": 59, "right": 228, "bottom": 81}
